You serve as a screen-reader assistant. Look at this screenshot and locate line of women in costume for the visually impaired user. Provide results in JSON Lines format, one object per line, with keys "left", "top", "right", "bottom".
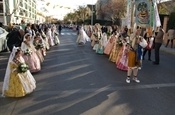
{"left": 85, "top": 24, "right": 149, "bottom": 83}
{"left": 2, "top": 24, "right": 60, "bottom": 97}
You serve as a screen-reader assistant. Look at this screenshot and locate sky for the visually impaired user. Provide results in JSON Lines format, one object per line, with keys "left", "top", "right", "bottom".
{"left": 37, "top": 0, "right": 97, "bottom": 20}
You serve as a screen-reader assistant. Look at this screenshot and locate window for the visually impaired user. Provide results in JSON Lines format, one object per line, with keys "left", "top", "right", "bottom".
{"left": 25, "top": 3, "right": 27, "bottom": 9}
{"left": 29, "top": 6, "right": 31, "bottom": 11}
{"left": 26, "top": 11, "right": 28, "bottom": 17}
{"left": 20, "top": 1, "right": 23, "bottom": 7}
{"left": 0, "top": 3, "right": 3, "bottom": 13}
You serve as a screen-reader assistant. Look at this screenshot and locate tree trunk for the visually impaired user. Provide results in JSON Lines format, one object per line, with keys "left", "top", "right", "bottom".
{"left": 6, "top": 14, "right": 12, "bottom": 25}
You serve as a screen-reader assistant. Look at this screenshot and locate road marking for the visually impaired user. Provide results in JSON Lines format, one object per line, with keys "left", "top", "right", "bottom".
{"left": 60, "top": 33, "right": 77, "bottom": 35}
{"left": 72, "top": 33, "right": 77, "bottom": 35}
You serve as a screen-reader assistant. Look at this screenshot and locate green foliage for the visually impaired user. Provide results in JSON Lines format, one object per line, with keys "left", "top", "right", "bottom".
{"left": 158, "top": 4, "right": 169, "bottom": 15}
{"left": 63, "top": 5, "right": 90, "bottom": 24}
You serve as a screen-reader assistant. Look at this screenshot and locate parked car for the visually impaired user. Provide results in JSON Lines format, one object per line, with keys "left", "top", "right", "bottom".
{"left": 0, "top": 27, "right": 8, "bottom": 52}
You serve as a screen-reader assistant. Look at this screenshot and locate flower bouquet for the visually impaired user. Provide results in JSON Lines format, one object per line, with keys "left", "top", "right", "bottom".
{"left": 18, "top": 63, "right": 29, "bottom": 73}
{"left": 93, "top": 34, "right": 98, "bottom": 38}
{"left": 41, "top": 32, "right": 47, "bottom": 39}
{"left": 55, "top": 32, "right": 58, "bottom": 35}
{"left": 117, "top": 40, "right": 123, "bottom": 47}
{"left": 35, "top": 43, "right": 44, "bottom": 50}
{"left": 107, "top": 32, "right": 111, "bottom": 37}
{"left": 24, "top": 49, "right": 32, "bottom": 55}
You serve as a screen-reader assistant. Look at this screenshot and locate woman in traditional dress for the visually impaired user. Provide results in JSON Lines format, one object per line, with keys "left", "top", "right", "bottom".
{"left": 36, "top": 31, "right": 47, "bottom": 57}
{"left": 21, "top": 33, "right": 41, "bottom": 73}
{"left": 76, "top": 27, "right": 90, "bottom": 45}
{"left": 87, "top": 25, "right": 92, "bottom": 37}
{"left": 95, "top": 33, "right": 108, "bottom": 54}
{"left": 2, "top": 47, "right": 36, "bottom": 97}
{"left": 104, "top": 32, "right": 115, "bottom": 55}
{"left": 51, "top": 25, "right": 60, "bottom": 45}
{"left": 40, "top": 28, "right": 50, "bottom": 51}
{"left": 91, "top": 30, "right": 98, "bottom": 48}
{"left": 91, "top": 24, "right": 101, "bottom": 47}
{"left": 45, "top": 27, "right": 55, "bottom": 47}
{"left": 116, "top": 38, "right": 129, "bottom": 71}
{"left": 109, "top": 32, "right": 121, "bottom": 62}
{"left": 93, "top": 28, "right": 103, "bottom": 51}
{"left": 33, "top": 35, "right": 44, "bottom": 63}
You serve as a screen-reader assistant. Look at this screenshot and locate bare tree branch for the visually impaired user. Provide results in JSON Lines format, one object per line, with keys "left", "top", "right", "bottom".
{"left": 5, "top": 0, "right": 21, "bottom": 16}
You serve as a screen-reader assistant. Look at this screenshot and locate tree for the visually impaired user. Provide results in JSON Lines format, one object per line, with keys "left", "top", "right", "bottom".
{"left": 63, "top": 5, "right": 90, "bottom": 24}
{"left": 4, "top": 0, "right": 21, "bottom": 25}
{"left": 96, "top": 0, "right": 107, "bottom": 20}
{"left": 157, "top": 0, "right": 175, "bottom": 14}
{"left": 98, "top": 0, "right": 127, "bottom": 24}
{"left": 77, "top": 6, "right": 89, "bottom": 23}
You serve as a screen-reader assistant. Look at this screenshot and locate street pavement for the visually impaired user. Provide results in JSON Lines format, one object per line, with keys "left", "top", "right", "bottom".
{"left": 0, "top": 29, "right": 175, "bottom": 115}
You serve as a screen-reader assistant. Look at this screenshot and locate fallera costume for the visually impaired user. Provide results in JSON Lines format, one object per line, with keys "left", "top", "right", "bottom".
{"left": 2, "top": 47, "right": 36, "bottom": 97}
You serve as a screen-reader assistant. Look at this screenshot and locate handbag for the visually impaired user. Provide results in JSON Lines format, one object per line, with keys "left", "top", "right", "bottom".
{"left": 139, "top": 38, "right": 147, "bottom": 48}
{"left": 146, "top": 37, "right": 154, "bottom": 49}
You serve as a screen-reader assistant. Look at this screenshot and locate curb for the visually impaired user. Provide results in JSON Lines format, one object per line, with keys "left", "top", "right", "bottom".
{"left": 160, "top": 47, "right": 175, "bottom": 55}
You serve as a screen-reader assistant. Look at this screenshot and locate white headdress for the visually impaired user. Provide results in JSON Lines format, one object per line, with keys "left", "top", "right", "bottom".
{"left": 23, "top": 33, "right": 31, "bottom": 41}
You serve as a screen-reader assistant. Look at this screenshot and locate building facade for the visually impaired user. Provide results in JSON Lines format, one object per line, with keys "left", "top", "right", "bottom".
{"left": 0, "top": 0, "right": 6, "bottom": 24}
{"left": 36, "top": 11, "right": 46, "bottom": 24}
{"left": 0, "top": 0, "right": 37, "bottom": 25}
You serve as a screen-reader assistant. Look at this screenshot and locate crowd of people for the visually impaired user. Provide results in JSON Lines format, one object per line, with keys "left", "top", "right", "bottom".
{"left": 1, "top": 20, "right": 166, "bottom": 97}
{"left": 2, "top": 22, "right": 60, "bottom": 97}
{"left": 76, "top": 23, "right": 165, "bottom": 83}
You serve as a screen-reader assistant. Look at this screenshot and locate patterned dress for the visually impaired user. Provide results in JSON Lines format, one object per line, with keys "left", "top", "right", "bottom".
{"left": 2, "top": 57, "right": 36, "bottom": 97}
{"left": 104, "top": 36, "right": 115, "bottom": 55}
{"left": 109, "top": 36, "right": 122, "bottom": 62}
{"left": 21, "top": 41, "right": 41, "bottom": 73}
{"left": 116, "top": 43, "right": 129, "bottom": 71}
{"left": 33, "top": 40, "right": 44, "bottom": 63}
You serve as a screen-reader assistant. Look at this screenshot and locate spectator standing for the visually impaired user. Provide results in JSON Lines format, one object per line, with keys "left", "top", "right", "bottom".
{"left": 165, "top": 28, "right": 175, "bottom": 48}
{"left": 153, "top": 26, "right": 164, "bottom": 65}
{"left": 7, "top": 29, "right": 24, "bottom": 51}
{"left": 58, "top": 24, "right": 62, "bottom": 35}
{"left": 20, "top": 20, "right": 26, "bottom": 30}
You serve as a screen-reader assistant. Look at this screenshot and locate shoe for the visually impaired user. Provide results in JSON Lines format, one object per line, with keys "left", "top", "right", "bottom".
{"left": 133, "top": 78, "right": 140, "bottom": 83}
{"left": 126, "top": 78, "right": 130, "bottom": 83}
{"left": 153, "top": 61, "right": 159, "bottom": 65}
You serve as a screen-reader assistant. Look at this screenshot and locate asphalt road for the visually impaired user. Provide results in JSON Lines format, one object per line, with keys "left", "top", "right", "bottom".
{"left": 0, "top": 29, "right": 175, "bottom": 115}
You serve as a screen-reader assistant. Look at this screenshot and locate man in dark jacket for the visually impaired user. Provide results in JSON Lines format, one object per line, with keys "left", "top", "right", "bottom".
{"left": 7, "top": 29, "right": 24, "bottom": 51}
{"left": 153, "top": 26, "right": 164, "bottom": 65}
{"left": 58, "top": 24, "right": 62, "bottom": 35}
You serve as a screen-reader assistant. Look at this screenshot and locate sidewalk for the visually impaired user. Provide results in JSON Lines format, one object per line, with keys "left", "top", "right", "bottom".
{"left": 160, "top": 45, "right": 175, "bottom": 55}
